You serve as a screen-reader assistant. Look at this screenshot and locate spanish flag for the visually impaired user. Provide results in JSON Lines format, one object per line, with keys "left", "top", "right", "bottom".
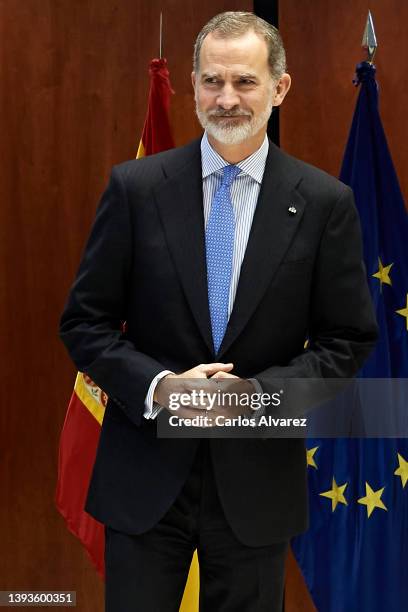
{"left": 56, "top": 58, "right": 199, "bottom": 609}
{"left": 56, "top": 373, "right": 106, "bottom": 576}
{"left": 136, "top": 58, "right": 174, "bottom": 158}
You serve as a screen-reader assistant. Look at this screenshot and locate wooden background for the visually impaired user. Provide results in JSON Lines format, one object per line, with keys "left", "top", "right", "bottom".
{"left": 1, "top": 1, "right": 406, "bottom": 610}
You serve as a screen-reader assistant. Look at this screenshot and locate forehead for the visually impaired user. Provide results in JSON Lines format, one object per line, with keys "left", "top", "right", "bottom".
{"left": 199, "top": 30, "right": 269, "bottom": 75}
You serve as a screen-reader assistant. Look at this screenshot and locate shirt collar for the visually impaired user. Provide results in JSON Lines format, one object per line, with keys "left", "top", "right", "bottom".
{"left": 200, "top": 131, "right": 269, "bottom": 184}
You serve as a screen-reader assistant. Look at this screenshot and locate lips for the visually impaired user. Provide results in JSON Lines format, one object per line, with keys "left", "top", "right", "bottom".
{"left": 211, "top": 114, "right": 250, "bottom": 120}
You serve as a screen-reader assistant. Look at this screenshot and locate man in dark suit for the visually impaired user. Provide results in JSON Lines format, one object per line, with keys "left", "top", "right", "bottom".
{"left": 60, "top": 11, "right": 378, "bottom": 612}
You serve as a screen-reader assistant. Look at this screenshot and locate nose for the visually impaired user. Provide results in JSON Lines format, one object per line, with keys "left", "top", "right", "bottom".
{"left": 216, "top": 84, "right": 240, "bottom": 110}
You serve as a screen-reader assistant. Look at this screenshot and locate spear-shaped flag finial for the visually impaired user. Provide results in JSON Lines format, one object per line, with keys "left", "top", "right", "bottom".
{"left": 362, "top": 10, "right": 377, "bottom": 62}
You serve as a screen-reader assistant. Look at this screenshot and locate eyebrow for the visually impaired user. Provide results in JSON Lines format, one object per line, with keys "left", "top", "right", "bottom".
{"left": 236, "top": 73, "right": 258, "bottom": 80}
{"left": 200, "top": 72, "right": 259, "bottom": 80}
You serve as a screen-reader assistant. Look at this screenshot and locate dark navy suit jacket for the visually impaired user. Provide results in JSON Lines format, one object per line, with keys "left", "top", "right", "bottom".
{"left": 59, "top": 138, "right": 378, "bottom": 544}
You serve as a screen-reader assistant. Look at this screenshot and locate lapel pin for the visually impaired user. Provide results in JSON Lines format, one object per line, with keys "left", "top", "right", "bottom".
{"left": 288, "top": 206, "right": 297, "bottom": 215}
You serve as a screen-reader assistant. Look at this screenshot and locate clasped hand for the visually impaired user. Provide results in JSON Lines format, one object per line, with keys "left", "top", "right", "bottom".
{"left": 154, "top": 363, "right": 255, "bottom": 424}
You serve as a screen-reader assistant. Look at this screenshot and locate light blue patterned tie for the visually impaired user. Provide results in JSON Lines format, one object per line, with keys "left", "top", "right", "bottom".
{"left": 206, "top": 164, "right": 240, "bottom": 353}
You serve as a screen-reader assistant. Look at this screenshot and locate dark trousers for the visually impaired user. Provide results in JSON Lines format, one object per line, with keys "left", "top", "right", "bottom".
{"left": 105, "top": 440, "right": 288, "bottom": 611}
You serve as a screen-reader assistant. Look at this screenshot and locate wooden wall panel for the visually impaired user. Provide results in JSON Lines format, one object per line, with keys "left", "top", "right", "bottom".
{"left": 0, "top": 1, "right": 251, "bottom": 609}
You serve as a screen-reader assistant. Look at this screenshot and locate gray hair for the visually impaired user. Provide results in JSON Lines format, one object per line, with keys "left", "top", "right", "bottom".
{"left": 193, "top": 11, "right": 287, "bottom": 80}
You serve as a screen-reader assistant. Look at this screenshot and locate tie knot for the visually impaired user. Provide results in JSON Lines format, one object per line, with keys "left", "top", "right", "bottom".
{"left": 221, "top": 165, "right": 240, "bottom": 186}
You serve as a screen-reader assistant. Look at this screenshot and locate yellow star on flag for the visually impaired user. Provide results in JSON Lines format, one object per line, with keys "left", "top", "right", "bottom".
{"left": 358, "top": 482, "right": 387, "bottom": 517}
{"left": 320, "top": 478, "right": 348, "bottom": 512}
{"left": 394, "top": 453, "right": 408, "bottom": 488}
{"left": 396, "top": 294, "right": 408, "bottom": 330}
{"left": 306, "top": 446, "right": 318, "bottom": 469}
{"left": 372, "top": 257, "right": 393, "bottom": 288}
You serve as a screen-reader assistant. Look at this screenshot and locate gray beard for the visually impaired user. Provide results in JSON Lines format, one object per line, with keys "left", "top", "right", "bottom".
{"left": 195, "top": 98, "right": 274, "bottom": 146}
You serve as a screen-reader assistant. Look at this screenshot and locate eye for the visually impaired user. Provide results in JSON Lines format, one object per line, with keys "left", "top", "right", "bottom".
{"left": 239, "top": 78, "right": 255, "bottom": 85}
{"left": 204, "top": 77, "right": 219, "bottom": 84}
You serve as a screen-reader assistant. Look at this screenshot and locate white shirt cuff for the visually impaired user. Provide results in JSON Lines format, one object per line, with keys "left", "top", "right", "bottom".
{"left": 143, "top": 370, "right": 174, "bottom": 419}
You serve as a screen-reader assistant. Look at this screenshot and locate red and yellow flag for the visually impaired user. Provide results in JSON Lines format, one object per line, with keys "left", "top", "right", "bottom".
{"left": 56, "top": 373, "right": 106, "bottom": 576}
{"left": 136, "top": 58, "right": 174, "bottom": 158}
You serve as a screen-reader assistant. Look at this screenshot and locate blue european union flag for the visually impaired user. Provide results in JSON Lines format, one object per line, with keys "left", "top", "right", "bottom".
{"left": 291, "top": 62, "right": 408, "bottom": 611}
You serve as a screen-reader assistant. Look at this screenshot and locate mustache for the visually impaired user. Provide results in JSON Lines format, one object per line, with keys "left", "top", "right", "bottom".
{"left": 207, "top": 108, "right": 252, "bottom": 118}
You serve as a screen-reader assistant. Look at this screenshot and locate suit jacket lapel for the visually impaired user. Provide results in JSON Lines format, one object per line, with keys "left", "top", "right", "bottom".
{"left": 153, "top": 140, "right": 214, "bottom": 355}
{"left": 218, "top": 143, "right": 306, "bottom": 359}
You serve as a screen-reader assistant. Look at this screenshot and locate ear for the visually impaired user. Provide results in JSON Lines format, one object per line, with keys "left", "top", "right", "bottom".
{"left": 272, "top": 73, "right": 291, "bottom": 107}
{"left": 191, "top": 71, "right": 196, "bottom": 92}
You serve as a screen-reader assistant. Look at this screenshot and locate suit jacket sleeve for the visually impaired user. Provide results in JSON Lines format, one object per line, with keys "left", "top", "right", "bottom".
{"left": 59, "top": 166, "right": 166, "bottom": 427}
{"left": 255, "top": 185, "right": 379, "bottom": 415}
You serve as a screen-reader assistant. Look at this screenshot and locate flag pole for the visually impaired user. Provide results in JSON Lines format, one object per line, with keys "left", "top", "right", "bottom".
{"left": 159, "top": 12, "right": 163, "bottom": 59}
